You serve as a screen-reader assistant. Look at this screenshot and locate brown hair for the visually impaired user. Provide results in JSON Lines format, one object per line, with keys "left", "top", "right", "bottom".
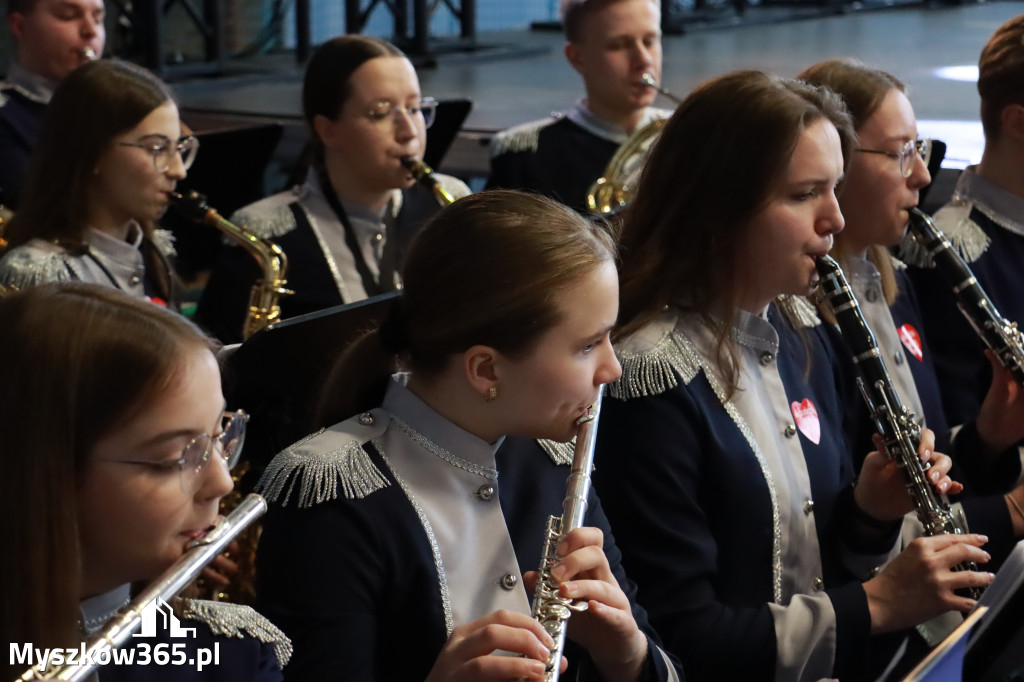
{"left": 2, "top": 60, "right": 177, "bottom": 299}
{"left": 302, "top": 35, "right": 405, "bottom": 161}
{"left": 978, "top": 14, "right": 1024, "bottom": 141}
{"left": 560, "top": 0, "right": 658, "bottom": 43}
{"left": 7, "top": 0, "right": 34, "bottom": 16}
{"left": 0, "top": 284, "right": 216, "bottom": 676}
{"left": 316, "top": 190, "right": 616, "bottom": 425}
{"left": 616, "top": 70, "right": 855, "bottom": 395}
{"left": 799, "top": 58, "right": 905, "bottom": 307}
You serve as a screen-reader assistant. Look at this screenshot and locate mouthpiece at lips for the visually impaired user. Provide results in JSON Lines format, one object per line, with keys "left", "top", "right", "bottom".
{"left": 575, "top": 407, "right": 596, "bottom": 426}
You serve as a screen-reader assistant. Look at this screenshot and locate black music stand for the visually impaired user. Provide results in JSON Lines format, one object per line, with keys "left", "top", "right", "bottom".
{"left": 425, "top": 98, "right": 472, "bottom": 170}
{"left": 165, "top": 123, "right": 284, "bottom": 282}
{"left": 223, "top": 292, "right": 399, "bottom": 487}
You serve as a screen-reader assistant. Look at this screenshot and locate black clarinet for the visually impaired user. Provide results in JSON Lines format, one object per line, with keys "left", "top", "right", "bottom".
{"left": 907, "top": 207, "right": 1024, "bottom": 384}
{"left": 815, "top": 255, "right": 982, "bottom": 597}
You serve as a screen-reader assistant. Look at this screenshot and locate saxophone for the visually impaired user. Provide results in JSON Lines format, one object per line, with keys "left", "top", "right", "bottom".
{"left": 400, "top": 156, "right": 457, "bottom": 206}
{"left": 906, "top": 207, "right": 1024, "bottom": 384}
{"left": 169, "top": 191, "right": 292, "bottom": 340}
{"left": 18, "top": 494, "right": 268, "bottom": 681}
{"left": 815, "top": 255, "right": 982, "bottom": 598}
{"left": 531, "top": 389, "right": 603, "bottom": 682}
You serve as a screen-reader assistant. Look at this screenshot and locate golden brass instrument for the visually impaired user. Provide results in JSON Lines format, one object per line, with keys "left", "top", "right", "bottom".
{"left": 195, "top": 461, "right": 260, "bottom": 604}
{"left": 531, "top": 389, "right": 603, "bottom": 682}
{"left": 169, "top": 191, "right": 292, "bottom": 340}
{"left": 0, "top": 202, "right": 13, "bottom": 251}
{"left": 586, "top": 119, "right": 666, "bottom": 215}
{"left": 401, "top": 156, "right": 457, "bottom": 206}
{"left": 18, "top": 494, "right": 268, "bottom": 681}
{"left": 586, "top": 73, "right": 679, "bottom": 215}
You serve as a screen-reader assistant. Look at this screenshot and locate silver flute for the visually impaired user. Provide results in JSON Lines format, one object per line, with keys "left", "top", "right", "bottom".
{"left": 19, "top": 494, "right": 268, "bottom": 681}
{"left": 531, "top": 388, "right": 604, "bottom": 682}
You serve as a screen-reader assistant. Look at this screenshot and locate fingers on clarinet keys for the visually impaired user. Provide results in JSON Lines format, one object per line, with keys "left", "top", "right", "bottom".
{"left": 869, "top": 534, "right": 994, "bottom": 632}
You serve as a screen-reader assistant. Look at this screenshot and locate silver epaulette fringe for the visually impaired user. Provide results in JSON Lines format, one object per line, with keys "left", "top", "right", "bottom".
{"left": 183, "top": 600, "right": 293, "bottom": 669}
{"left": 256, "top": 429, "right": 390, "bottom": 508}
{"left": 609, "top": 328, "right": 701, "bottom": 400}
{"left": 777, "top": 295, "right": 820, "bottom": 330}
{"left": 946, "top": 217, "right": 990, "bottom": 263}
{"left": 936, "top": 201, "right": 991, "bottom": 264}
{"left": 898, "top": 228, "right": 934, "bottom": 268}
{"left": 538, "top": 438, "right": 575, "bottom": 465}
{"left": 0, "top": 250, "right": 75, "bottom": 289}
{"left": 232, "top": 203, "right": 299, "bottom": 240}
{"left": 151, "top": 229, "right": 177, "bottom": 258}
{"left": 490, "top": 119, "right": 552, "bottom": 156}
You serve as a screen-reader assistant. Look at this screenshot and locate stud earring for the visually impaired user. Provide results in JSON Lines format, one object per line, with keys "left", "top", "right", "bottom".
{"left": 484, "top": 386, "right": 498, "bottom": 402}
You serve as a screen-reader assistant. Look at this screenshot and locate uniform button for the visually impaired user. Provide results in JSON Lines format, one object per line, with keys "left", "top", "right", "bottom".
{"left": 866, "top": 287, "right": 879, "bottom": 302}
{"left": 813, "top": 577, "right": 824, "bottom": 590}
{"left": 374, "top": 233, "right": 384, "bottom": 242}
{"left": 475, "top": 484, "right": 495, "bottom": 501}
{"left": 803, "top": 500, "right": 814, "bottom": 515}
{"left": 784, "top": 424, "right": 797, "bottom": 438}
{"left": 894, "top": 351, "right": 905, "bottom": 365}
{"left": 759, "top": 351, "right": 775, "bottom": 366}
{"left": 129, "top": 275, "right": 141, "bottom": 285}
{"left": 499, "top": 573, "right": 518, "bottom": 591}
{"left": 358, "top": 412, "right": 374, "bottom": 425}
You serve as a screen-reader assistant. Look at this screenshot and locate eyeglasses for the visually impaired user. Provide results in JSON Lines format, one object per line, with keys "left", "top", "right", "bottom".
{"left": 118, "top": 134, "right": 200, "bottom": 173}
{"left": 118, "top": 410, "right": 248, "bottom": 492}
{"left": 855, "top": 139, "right": 931, "bottom": 178}
{"left": 363, "top": 97, "right": 437, "bottom": 129}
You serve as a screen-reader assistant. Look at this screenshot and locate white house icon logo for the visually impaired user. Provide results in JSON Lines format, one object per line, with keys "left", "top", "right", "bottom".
{"left": 132, "top": 598, "right": 196, "bottom": 638}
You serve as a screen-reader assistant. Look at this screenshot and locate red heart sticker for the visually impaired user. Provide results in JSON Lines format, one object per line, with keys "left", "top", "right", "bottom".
{"left": 898, "top": 324, "right": 924, "bottom": 362}
{"left": 791, "top": 399, "right": 820, "bottom": 445}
